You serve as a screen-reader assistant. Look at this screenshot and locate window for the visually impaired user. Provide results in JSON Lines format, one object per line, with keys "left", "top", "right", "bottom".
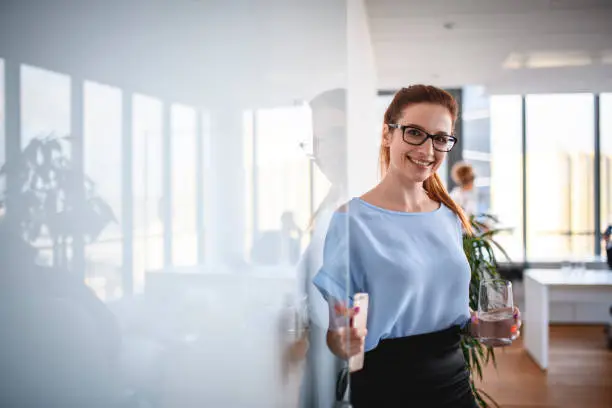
{"left": 526, "top": 94, "right": 595, "bottom": 262}
{"left": 462, "top": 86, "right": 492, "bottom": 213}
{"left": 171, "top": 103, "right": 198, "bottom": 266}
{"left": 601, "top": 94, "right": 612, "bottom": 258}
{"left": 83, "top": 80, "right": 123, "bottom": 300}
{"left": 20, "top": 65, "right": 71, "bottom": 266}
{"left": 248, "top": 104, "right": 312, "bottom": 265}
{"left": 132, "top": 94, "right": 164, "bottom": 293}
{"left": 21, "top": 65, "right": 70, "bottom": 150}
{"left": 490, "top": 95, "right": 524, "bottom": 262}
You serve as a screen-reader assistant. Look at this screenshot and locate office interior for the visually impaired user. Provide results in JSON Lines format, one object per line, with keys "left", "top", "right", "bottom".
{"left": 0, "top": 0, "right": 610, "bottom": 407}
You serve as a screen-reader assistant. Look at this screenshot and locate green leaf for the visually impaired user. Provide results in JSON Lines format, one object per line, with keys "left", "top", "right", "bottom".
{"left": 487, "top": 346, "right": 497, "bottom": 369}
{"left": 462, "top": 213, "right": 508, "bottom": 407}
{"left": 470, "top": 348, "right": 483, "bottom": 380}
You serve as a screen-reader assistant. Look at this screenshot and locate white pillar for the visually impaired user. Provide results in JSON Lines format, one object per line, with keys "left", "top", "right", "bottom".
{"left": 204, "top": 108, "right": 247, "bottom": 268}
{"left": 346, "top": 0, "right": 379, "bottom": 198}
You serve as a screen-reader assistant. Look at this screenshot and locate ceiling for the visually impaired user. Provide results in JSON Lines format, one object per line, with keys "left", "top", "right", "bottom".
{"left": 366, "top": 0, "right": 612, "bottom": 94}
{"left": 1, "top": 0, "right": 610, "bottom": 105}
{"left": 0, "top": 0, "right": 348, "bottom": 109}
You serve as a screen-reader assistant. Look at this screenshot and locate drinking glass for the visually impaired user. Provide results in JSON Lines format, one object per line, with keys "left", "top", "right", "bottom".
{"left": 478, "top": 279, "right": 515, "bottom": 347}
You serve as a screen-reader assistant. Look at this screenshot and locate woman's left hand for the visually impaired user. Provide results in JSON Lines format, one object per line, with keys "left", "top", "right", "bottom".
{"left": 469, "top": 306, "right": 522, "bottom": 342}
{"left": 511, "top": 306, "right": 522, "bottom": 340}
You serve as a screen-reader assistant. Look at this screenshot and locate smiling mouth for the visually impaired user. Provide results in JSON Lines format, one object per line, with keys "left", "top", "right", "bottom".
{"left": 406, "top": 155, "right": 434, "bottom": 168}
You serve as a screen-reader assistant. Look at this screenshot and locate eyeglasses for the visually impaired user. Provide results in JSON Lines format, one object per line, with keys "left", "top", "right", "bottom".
{"left": 388, "top": 124, "right": 457, "bottom": 152}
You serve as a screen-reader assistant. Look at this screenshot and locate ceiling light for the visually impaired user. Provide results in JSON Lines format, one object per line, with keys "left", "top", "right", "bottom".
{"left": 503, "top": 51, "right": 593, "bottom": 69}
{"left": 527, "top": 51, "right": 591, "bottom": 68}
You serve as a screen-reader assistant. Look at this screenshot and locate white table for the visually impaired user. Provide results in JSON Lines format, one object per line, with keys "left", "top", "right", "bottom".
{"left": 523, "top": 269, "right": 612, "bottom": 370}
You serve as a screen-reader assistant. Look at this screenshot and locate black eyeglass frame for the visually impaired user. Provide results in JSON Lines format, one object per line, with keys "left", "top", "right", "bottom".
{"left": 387, "top": 123, "right": 458, "bottom": 152}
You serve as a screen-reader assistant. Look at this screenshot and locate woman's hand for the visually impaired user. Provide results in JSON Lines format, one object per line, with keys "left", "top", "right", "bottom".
{"left": 511, "top": 306, "right": 522, "bottom": 340}
{"left": 470, "top": 306, "right": 522, "bottom": 344}
{"left": 326, "top": 303, "right": 367, "bottom": 359}
{"left": 285, "top": 331, "right": 309, "bottom": 363}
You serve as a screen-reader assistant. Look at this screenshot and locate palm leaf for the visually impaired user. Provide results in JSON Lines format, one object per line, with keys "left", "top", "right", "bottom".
{"left": 461, "top": 214, "right": 508, "bottom": 407}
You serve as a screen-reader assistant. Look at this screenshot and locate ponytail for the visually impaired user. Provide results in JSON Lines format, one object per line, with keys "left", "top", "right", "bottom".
{"left": 424, "top": 173, "right": 472, "bottom": 235}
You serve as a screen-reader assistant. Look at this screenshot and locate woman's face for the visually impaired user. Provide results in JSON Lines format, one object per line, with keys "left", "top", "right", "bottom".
{"left": 383, "top": 103, "right": 453, "bottom": 183}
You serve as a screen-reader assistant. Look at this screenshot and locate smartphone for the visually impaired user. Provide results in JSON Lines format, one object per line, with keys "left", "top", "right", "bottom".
{"left": 348, "top": 293, "right": 369, "bottom": 373}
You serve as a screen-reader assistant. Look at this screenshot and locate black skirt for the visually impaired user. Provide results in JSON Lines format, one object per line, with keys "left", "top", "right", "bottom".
{"left": 350, "top": 325, "right": 478, "bottom": 408}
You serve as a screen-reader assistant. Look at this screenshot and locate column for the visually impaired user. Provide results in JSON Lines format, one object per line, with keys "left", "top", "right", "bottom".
{"left": 71, "top": 76, "right": 85, "bottom": 277}
{"left": 196, "top": 109, "right": 206, "bottom": 264}
{"left": 204, "top": 108, "right": 246, "bottom": 267}
{"left": 346, "top": 0, "right": 378, "bottom": 197}
{"left": 122, "top": 90, "right": 134, "bottom": 295}
{"left": 4, "top": 59, "right": 20, "bottom": 216}
{"left": 445, "top": 88, "right": 464, "bottom": 185}
{"left": 162, "top": 102, "right": 173, "bottom": 267}
{"left": 594, "top": 94, "right": 601, "bottom": 257}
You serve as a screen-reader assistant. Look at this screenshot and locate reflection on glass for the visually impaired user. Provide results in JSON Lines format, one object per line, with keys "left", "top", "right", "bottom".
{"left": 0, "top": 2, "right": 362, "bottom": 407}
{"left": 21, "top": 65, "right": 70, "bottom": 150}
{"left": 83, "top": 80, "right": 123, "bottom": 300}
{"left": 171, "top": 103, "right": 198, "bottom": 266}
{"left": 20, "top": 64, "right": 71, "bottom": 265}
{"left": 0, "top": 58, "right": 5, "bottom": 209}
{"left": 490, "top": 95, "right": 524, "bottom": 261}
{"left": 249, "top": 105, "right": 312, "bottom": 265}
{"left": 243, "top": 110, "right": 255, "bottom": 257}
{"left": 132, "top": 94, "right": 164, "bottom": 293}
{"left": 526, "top": 94, "right": 594, "bottom": 261}
{"left": 312, "top": 164, "right": 332, "bottom": 214}
{"left": 601, "top": 94, "right": 612, "bottom": 259}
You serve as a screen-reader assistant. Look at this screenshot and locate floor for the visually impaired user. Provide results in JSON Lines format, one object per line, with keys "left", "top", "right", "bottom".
{"left": 475, "top": 325, "right": 612, "bottom": 408}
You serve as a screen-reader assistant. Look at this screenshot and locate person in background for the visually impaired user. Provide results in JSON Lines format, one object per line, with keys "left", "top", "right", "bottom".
{"left": 312, "top": 85, "right": 521, "bottom": 407}
{"left": 450, "top": 161, "right": 478, "bottom": 219}
{"left": 603, "top": 224, "right": 612, "bottom": 269}
{"left": 251, "top": 211, "right": 302, "bottom": 265}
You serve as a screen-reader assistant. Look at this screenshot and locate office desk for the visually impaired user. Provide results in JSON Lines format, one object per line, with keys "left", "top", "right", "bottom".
{"left": 524, "top": 269, "right": 612, "bottom": 370}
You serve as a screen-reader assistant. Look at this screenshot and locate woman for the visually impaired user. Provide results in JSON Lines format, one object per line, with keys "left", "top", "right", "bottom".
{"left": 312, "top": 85, "right": 521, "bottom": 407}
{"left": 450, "top": 161, "right": 478, "bottom": 218}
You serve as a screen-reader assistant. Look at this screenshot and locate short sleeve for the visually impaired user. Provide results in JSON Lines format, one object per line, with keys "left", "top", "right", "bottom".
{"left": 312, "top": 211, "right": 353, "bottom": 304}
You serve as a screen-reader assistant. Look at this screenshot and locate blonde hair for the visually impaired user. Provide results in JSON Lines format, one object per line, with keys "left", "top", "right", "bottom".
{"left": 379, "top": 85, "right": 472, "bottom": 234}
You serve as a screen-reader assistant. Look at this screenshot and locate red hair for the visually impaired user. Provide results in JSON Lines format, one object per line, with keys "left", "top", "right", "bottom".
{"left": 379, "top": 85, "right": 472, "bottom": 234}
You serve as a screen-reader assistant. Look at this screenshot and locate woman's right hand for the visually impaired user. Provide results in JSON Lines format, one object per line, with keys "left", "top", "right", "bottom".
{"left": 326, "top": 303, "right": 367, "bottom": 359}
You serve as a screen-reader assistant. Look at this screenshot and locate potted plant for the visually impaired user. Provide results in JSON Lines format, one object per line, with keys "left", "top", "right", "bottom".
{"left": 462, "top": 214, "right": 510, "bottom": 408}
{"left": 0, "top": 134, "right": 116, "bottom": 269}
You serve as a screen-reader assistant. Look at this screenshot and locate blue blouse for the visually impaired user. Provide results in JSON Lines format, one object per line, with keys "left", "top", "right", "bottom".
{"left": 312, "top": 198, "right": 471, "bottom": 352}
